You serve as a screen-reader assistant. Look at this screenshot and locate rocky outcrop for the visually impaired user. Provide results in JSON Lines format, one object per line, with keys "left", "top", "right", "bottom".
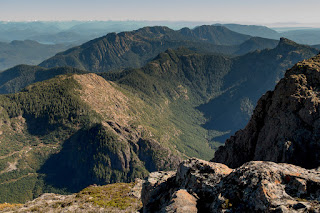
{"left": 142, "top": 158, "right": 320, "bottom": 212}
{"left": 213, "top": 54, "right": 320, "bottom": 169}
{"left": 1, "top": 180, "right": 144, "bottom": 213}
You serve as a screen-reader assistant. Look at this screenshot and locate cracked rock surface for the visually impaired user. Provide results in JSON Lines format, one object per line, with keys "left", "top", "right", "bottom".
{"left": 142, "top": 158, "right": 320, "bottom": 213}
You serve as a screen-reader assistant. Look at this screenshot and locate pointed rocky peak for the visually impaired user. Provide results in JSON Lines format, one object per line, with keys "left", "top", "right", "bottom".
{"left": 213, "top": 54, "right": 320, "bottom": 169}
{"left": 276, "top": 37, "right": 302, "bottom": 50}
{"left": 149, "top": 47, "right": 197, "bottom": 66}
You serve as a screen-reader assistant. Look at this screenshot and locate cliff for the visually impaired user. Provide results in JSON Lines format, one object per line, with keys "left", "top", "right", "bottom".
{"left": 213, "top": 54, "right": 320, "bottom": 169}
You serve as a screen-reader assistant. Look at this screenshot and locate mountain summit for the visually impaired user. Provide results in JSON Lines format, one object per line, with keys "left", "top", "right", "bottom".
{"left": 39, "top": 25, "right": 251, "bottom": 72}
{"left": 213, "top": 54, "right": 320, "bottom": 169}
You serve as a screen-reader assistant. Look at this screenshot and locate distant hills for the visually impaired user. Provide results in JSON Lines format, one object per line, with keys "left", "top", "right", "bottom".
{"left": 2, "top": 21, "right": 320, "bottom": 46}
{"left": 3, "top": 23, "right": 320, "bottom": 73}
{"left": 313, "top": 44, "right": 320, "bottom": 49}
{"left": 220, "top": 23, "right": 320, "bottom": 45}
{"left": 40, "top": 25, "right": 279, "bottom": 72}
{"left": 0, "top": 40, "right": 70, "bottom": 70}
{"left": 0, "top": 21, "right": 214, "bottom": 45}
{"left": 0, "top": 65, "right": 87, "bottom": 94}
{"left": 216, "top": 23, "right": 280, "bottom": 39}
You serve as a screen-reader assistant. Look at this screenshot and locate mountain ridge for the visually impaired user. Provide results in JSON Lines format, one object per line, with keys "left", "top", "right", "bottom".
{"left": 0, "top": 40, "right": 70, "bottom": 70}
{"left": 39, "top": 25, "right": 253, "bottom": 72}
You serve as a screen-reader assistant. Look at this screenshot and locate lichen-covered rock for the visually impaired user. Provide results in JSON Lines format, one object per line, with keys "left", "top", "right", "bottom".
{"left": 141, "top": 171, "right": 177, "bottom": 213}
{"left": 210, "top": 161, "right": 320, "bottom": 212}
{"left": 165, "top": 189, "right": 198, "bottom": 213}
{"left": 176, "top": 158, "right": 233, "bottom": 201}
{"left": 142, "top": 158, "right": 320, "bottom": 213}
{"left": 213, "top": 54, "right": 320, "bottom": 169}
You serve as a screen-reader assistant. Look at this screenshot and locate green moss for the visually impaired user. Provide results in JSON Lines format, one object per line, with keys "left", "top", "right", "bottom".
{"left": 77, "top": 182, "right": 141, "bottom": 210}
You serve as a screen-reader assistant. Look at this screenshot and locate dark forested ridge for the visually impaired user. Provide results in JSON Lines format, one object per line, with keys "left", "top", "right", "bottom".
{"left": 0, "top": 65, "right": 87, "bottom": 94}
{"left": 39, "top": 25, "right": 281, "bottom": 73}
{"left": 0, "top": 40, "right": 70, "bottom": 70}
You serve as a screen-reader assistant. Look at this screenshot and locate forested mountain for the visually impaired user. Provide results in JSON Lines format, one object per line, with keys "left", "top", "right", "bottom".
{"left": 218, "top": 23, "right": 280, "bottom": 39}
{"left": 0, "top": 40, "right": 69, "bottom": 70}
{"left": 313, "top": 44, "right": 320, "bottom": 49}
{"left": 39, "top": 25, "right": 254, "bottom": 72}
{"left": 0, "top": 65, "right": 87, "bottom": 94}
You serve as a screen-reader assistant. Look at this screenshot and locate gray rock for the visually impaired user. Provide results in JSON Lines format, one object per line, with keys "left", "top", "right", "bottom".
{"left": 141, "top": 171, "right": 177, "bottom": 213}
{"left": 142, "top": 158, "right": 320, "bottom": 212}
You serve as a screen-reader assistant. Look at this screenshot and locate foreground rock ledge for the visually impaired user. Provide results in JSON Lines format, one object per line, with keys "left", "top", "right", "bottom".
{"left": 142, "top": 158, "right": 320, "bottom": 213}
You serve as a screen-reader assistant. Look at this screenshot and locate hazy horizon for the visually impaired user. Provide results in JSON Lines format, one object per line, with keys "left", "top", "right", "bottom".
{"left": 1, "top": 0, "right": 320, "bottom": 28}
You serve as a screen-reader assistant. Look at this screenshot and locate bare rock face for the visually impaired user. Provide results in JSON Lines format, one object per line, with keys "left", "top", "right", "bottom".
{"left": 213, "top": 54, "right": 320, "bottom": 169}
{"left": 142, "top": 158, "right": 320, "bottom": 212}
{"left": 141, "top": 171, "right": 177, "bottom": 212}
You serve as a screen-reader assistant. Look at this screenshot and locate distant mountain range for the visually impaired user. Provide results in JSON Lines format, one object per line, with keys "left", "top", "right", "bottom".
{"left": 39, "top": 25, "right": 281, "bottom": 72}
{"left": 220, "top": 23, "right": 320, "bottom": 45}
{"left": 2, "top": 21, "right": 320, "bottom": 46}
{"left": 215, "top": 23, "right": 280, "bottom": 39}
{"left": 0, "top": 40, "right": 70, "bottom": 70}
{"left": 0, "top": 21, "right": 214, "bottom": 45}
{"left": 3, "top": 23, "right": 320, "bottom": 73}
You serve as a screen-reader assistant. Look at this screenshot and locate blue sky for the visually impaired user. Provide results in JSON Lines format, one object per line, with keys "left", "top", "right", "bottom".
{"left": 1, "top": 0, "right": 320, "bottom": 25}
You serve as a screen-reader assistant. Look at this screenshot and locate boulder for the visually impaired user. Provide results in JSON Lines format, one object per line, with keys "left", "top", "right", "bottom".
{"left": 142, "top": 158, "right": 320, "bottom": 212}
